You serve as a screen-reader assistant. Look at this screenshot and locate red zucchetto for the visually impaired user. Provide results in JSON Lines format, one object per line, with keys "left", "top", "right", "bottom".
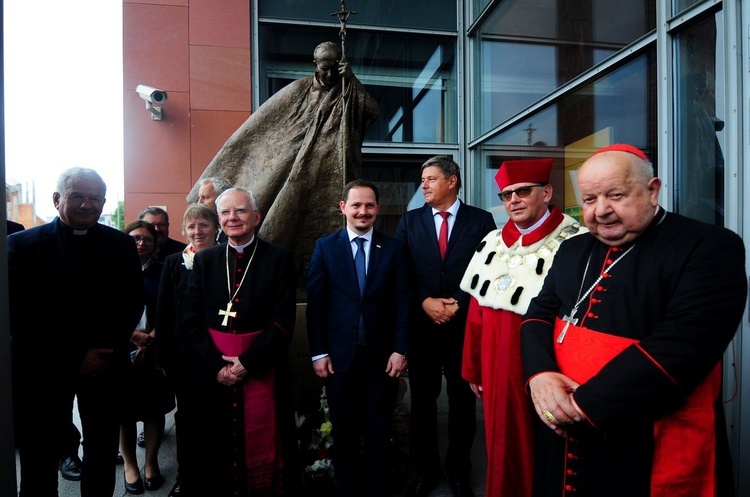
{"left": 589, "top": 143, "right": 650, "bottom": 162}
{"left": 495, "top": 158, "right": 553, "bottom": 190}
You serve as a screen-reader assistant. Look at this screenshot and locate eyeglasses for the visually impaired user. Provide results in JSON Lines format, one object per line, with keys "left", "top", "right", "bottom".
{"left": 131, "top": 235, "right": 155, "bottom": 245}
{"left": 498, "top": 184, "right": 547, "bottom": 202}
{"left": 186, "top": 222, "right": 213, "bottom": 231}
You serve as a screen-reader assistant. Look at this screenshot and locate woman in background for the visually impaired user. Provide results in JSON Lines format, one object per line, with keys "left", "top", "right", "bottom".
{"left": 121, "top": 220, "right": 174, "bottom": 494}
{"left": 156, "top": 204, "right": 219, "bottom": 497}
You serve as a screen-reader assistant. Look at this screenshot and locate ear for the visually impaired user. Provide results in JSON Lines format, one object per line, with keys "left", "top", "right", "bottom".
{"left": 647, "top": 177, "right": 662, "bottom": 206}
{"left": 448, "top": 175, "right": 458, "bottom": 190}
{"left": 53, "top": 192, "right": 61, "bottom": 209}
{"left": 542, "top": 184, "right": 553, "bottom": 202}
{"left": 339, "top": 200, "right": 347, "bottom": 215}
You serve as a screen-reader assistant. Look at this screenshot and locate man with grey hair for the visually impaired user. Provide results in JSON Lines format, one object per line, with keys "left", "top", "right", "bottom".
{"left": 197, "top": 176, "right": 233, "bottom": 213}
{"left": 521, "top": 144, "right": 746, "bottom": 496}
{"left": 181, "top": 187, "right": 302, "bottom": 495}
{"left": 198, "top": 176, "right": 233, "bottom": 243}
{"left": 9, "top": 167, "right": 145, "bottom": 497}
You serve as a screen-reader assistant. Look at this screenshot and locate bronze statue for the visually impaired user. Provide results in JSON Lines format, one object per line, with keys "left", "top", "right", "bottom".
{"left": 187, "top": 41, "right": 379, "bottom": 289}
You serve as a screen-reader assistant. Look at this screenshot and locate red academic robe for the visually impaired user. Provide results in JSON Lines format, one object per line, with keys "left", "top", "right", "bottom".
{"left": 461, "top": 207, "right": 583, "bottom": 497}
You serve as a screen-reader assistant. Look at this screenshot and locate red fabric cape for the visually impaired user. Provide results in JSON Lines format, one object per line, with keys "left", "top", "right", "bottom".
{"left": 554, "top": 318, "right": 720, "bottom": 497}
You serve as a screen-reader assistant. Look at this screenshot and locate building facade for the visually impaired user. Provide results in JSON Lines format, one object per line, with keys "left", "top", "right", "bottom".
{"left": 123, "top": 0, "right": 749, "bottom": 490}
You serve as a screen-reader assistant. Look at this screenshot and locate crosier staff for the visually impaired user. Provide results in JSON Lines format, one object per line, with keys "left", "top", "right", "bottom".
{"left": 331, "top": 0, "right": 357, "bottom": 195}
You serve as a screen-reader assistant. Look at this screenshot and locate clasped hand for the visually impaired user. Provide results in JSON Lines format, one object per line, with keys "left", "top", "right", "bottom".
{"left": 528, "top": 371, "right": 584, "bottom": 437}
{"left": 216, "top": 355, "right": 248, "bottom": 386}
{"left": 423, "top": 297, "right": 458, "bottom": 325}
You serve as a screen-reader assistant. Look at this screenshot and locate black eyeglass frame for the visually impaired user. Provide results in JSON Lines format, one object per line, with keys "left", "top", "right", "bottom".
{"left": 497, "top": 183, "right": 548, "bottom": 202}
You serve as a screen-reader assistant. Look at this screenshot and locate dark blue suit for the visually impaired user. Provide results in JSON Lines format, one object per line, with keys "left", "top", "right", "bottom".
{"left": 395, "top": 201, "right": 495, "bottom": 483}
{"left": 8, "top": 218, "right": 145, "bottom": 497}
{"left": 307, "top": 229, "right": 412, "bottom": 497}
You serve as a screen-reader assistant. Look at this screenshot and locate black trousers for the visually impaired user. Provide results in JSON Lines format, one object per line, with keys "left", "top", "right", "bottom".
{"left": 326, "top": 347, "right": 398, "bottom": 497}
{"left": 408, "top": 318, "right": 476, "bottom": 482}
{"left": 171, "top": 352, "right": 207, "bottom": 496}
{"left": 16, "top": 368, "right": 123, "bottom": 497}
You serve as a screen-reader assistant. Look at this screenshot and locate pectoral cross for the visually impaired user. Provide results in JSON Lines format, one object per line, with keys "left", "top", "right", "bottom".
{"left": 557, "top": 312, "right": 578, "bottom": 344}
{"left": 218, "top": 301, "right": 237, "bottom": 326}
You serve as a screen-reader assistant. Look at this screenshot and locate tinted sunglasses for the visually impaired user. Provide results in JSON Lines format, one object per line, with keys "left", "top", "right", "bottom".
{"left": 498, "top": 184, "right": 547, "bottom": 202}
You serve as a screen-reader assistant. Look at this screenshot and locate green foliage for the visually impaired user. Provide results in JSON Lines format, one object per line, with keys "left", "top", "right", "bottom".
{"left": 114, "top": 200, "right": 125, "bottom": 230}
{"left": 296, "top": 387, "right": 334, "bottom": 482}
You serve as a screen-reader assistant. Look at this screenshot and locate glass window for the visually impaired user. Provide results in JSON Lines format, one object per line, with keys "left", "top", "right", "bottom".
{"left": 362, "top": 154, "right": 438, "bottom": 236}
{"left": 474, "top": 0, "right": 655, "bottom": 136}
{"left": 474, "top": 50, "right": 657, "bottom": 224}
{"left": 673, "top": 0, "right": 702, "bottom": 16}
{"left": 258, "top": 25, "right": 458, "bottom": 143}
{"left": 259, "top": 0, "right": 456, "bottom": 31}
{"left": 470, "top": 0, "right": 492, "bottom": 23}
{"left": 674, "top": 12, "right": 725, "bottom": 225}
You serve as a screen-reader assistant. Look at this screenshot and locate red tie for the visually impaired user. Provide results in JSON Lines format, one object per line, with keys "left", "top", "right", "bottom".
{"left": 438, "top": 211, "right": 450, "bottom": 259}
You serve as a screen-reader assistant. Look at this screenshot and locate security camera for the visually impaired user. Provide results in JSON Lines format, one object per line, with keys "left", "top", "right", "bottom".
{"left": 135, "top": 84, "right": 167, "bottom": 104}
{"left": 135, "top": 84, "right": 168, "bottom": 120}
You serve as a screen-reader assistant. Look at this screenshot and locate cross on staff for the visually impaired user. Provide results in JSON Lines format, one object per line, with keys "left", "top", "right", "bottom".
{"left": 331, "top": 0, "right": 357, "bottom": 62}
{"left": 330, "top": 0, "right": 357, "bottom": 207}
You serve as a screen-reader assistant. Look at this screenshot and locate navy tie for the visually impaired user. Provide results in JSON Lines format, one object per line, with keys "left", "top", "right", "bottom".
{"left": 354, "top": 237, "right": 366, "bottom": 344}
{"left": 354, "top": 237, "right": 366, "bottom": 295}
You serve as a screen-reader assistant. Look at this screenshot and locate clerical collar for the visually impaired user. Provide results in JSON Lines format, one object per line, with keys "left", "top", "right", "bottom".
{"left": 347, "top": 227, "right": 373, "bottom": 243}
{"left": 517, "top": 208, "right": 551, "bottom": 235}
{"left": 228, "top": 235, "right": 255, "bottom": 253}
{"left": 57, "top": 218, "right": 92, "bottom": 236}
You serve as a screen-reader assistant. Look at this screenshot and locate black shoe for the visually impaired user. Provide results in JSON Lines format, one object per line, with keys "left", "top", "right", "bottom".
{"left": 144, "top": 471, "right": 164, "bottom": 491}
{"left": 407, "top": 475, "right": 439, "bottom": 497}
{"left": 124, "top": 471, "right": 145, "bottom": 494}
{"left": 449, "top": 479, "right": 475, "bottom": 497}
{"left": 167, "top": 480, "right": 182, "bottom": 496}
{"left": 59, "top": 455, "right": 82, "bottom": 481}
{"left": 137, "top": 430, "right": 146, "bottom": 448}
{"left": 116, "top": 451, "right": 124, "bottom": 464}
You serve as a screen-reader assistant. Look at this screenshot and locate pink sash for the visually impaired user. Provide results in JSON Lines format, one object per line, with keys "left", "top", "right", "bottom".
{"left": 554, "top": 318, "right": 719, "bottom": 497}
{"left": 209, "top": 328, "right": 282, "bottom": 493}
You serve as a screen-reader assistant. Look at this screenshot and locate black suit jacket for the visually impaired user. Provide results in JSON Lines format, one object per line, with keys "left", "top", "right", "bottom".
{"left": 155, "top": 251, "right": 190, "bottom": 374}
{"left": 306, "top": 229, "right": 412, "bottom": 373}
{"left": 395, "top": 201, "right": 496, "bottom": 316}
{"left": 7, "top": 218, "right": 145, "bottom": 372}
{"left": 157, "top": 237, "right": 187, "bottom": 262}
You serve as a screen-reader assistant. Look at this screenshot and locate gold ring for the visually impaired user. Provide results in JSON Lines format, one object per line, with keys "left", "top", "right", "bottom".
{"left": 542, "top": 410, "right": 555, "bottom": 422}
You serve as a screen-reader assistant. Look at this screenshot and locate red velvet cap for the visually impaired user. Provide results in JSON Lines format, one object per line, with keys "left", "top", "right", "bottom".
{"left": 590, "top": 143, "right": 650, "bottom": 162}
{"left": 495, "top": 158, "right": 553, "bottom": 190}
